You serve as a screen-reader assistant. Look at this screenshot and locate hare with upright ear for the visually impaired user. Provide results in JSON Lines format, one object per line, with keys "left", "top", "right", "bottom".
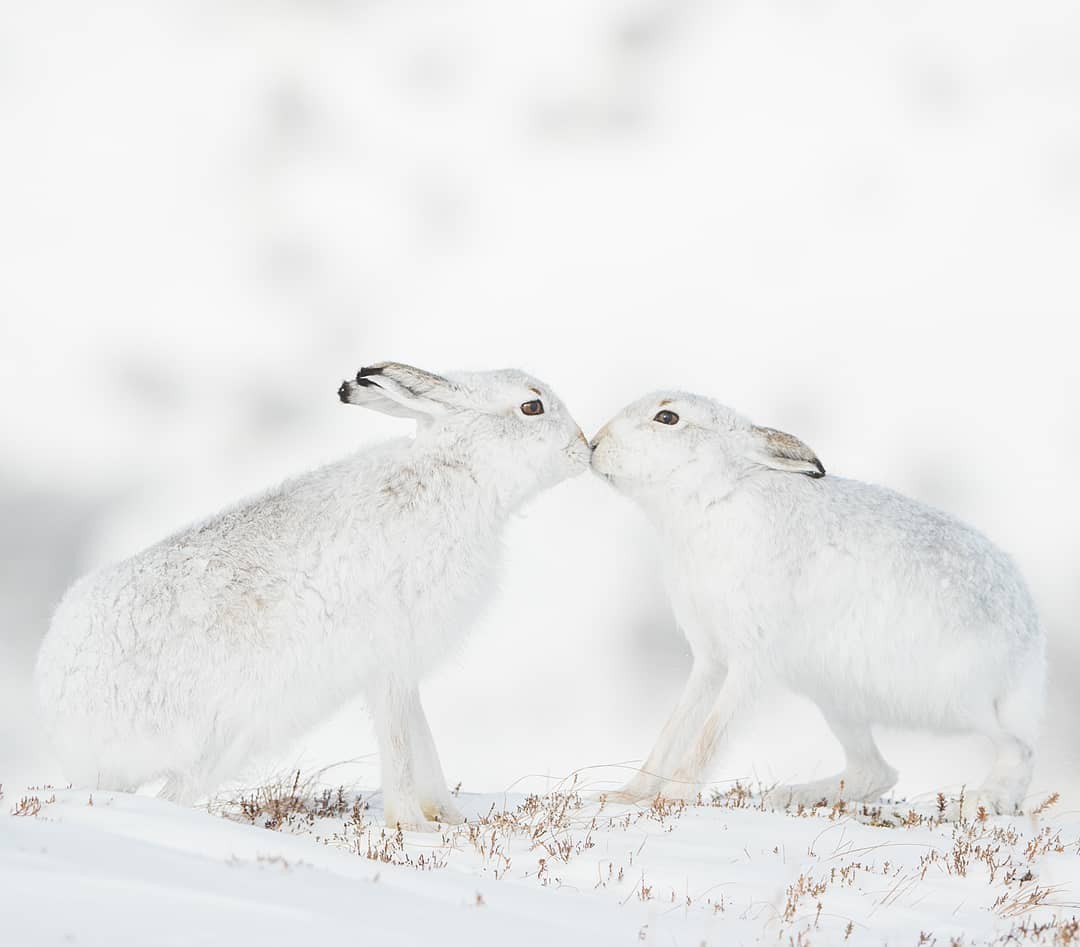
{"left": 35, "top": 362, "right": 590, "bottom": 828}
{"left": 590, "top": 392, "right": 1044, "bottom": 815}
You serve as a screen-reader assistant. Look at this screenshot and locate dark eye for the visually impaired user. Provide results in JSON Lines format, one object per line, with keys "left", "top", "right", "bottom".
{"left": 521, "top": 399, "right": 545, "bottom": 416}
{"left": 654, "top": 410, "right": 679, "bottom": 425}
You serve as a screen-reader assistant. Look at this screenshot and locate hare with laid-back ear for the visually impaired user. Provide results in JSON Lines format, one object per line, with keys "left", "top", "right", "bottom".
{"left": 591, "top": 391, "right": 1044, "bottom": 815}
{"left": 35, "top": 361, "right": 590, "bottom": 829}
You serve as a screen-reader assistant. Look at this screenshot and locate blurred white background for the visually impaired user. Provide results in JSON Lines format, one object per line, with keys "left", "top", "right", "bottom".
{"left": 2, "top": 0, "right": 1077, "bottom": 806}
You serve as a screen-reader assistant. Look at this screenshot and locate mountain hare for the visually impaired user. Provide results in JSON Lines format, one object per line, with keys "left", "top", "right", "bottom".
{"left": 590, "top": 391, "right": 1044, "bottom": 815}
{"left": 36, "top": 362, "right": 589, "bottom": 828}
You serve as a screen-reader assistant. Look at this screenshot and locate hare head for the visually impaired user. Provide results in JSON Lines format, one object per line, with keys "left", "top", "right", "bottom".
{"left": 339, "top": 361, "right": 590, "bottom": 499}
{"left": 589, "top": 390, "right": 824, "bottom": 502}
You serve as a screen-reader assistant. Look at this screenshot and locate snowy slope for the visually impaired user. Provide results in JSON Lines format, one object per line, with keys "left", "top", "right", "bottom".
{"left": 4, "top": 781, "right": 1080, "bottom": 947}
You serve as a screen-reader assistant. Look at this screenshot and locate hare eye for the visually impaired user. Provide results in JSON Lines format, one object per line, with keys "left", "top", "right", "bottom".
{"left": 521, "top": 399, "right": 545, "bottom": 416}
{"left": 654, "top": 410, "right": 679, "bottom": 425}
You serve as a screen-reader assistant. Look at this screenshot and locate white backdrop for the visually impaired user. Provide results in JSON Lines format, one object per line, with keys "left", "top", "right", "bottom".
{"left": 2, "top": 0, "right": 1077, "bottom": 805}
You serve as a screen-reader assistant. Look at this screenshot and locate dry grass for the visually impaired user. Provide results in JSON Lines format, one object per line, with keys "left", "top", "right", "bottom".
{"left": 207, "top": 770, "right": 364, "bottom": 831}
{"left": 10, "top": 770, "right": 1079, "bottom": 946}
{"left": 205, "top": 773, "right": 1080, "bottom": 945}
{"left": 9, "top": 786, "right": 60, "bottom": 817}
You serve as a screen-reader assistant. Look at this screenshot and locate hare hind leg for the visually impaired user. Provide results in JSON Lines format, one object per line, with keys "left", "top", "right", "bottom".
{"left": 777, "top": 713, "right": 898, "bottom": 809}
{"left": 966, "top": 690, "right": 1038, "bottom": 816}
{"left": 966, "top": 731, "right": 1033, "bottom": 816}
{"left": 158, "top": 772, "right": 204, "bottom": 806}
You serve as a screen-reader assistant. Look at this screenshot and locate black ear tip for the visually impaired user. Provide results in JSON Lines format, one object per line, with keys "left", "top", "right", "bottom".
{"left": 811, "top": 459, "right": 826, "bottom": 477}
{"left": 355, "top": 366, "right": 384, "bottom": 387}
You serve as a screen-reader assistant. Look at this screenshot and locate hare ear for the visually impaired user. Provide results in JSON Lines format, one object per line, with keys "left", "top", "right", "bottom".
{"left": 338, "top": 362, "right": 459, "bottom": 420}
{"left": 746, "top": 425, "right": 825, "bottom": 478}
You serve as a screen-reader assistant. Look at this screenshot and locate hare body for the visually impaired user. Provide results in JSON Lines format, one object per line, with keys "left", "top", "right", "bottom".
{"left": 591, "top": 392, "right": 1044, "bottom": 814}
{"left": 37, "top": 363, "right": 589, "bottom": 826}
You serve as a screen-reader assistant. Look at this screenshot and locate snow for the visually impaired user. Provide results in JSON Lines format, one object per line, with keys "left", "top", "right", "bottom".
{"left": 4, "top": 781, "right": 1080, "bottom": 946}
{"left": 2, "top": 1, "right": 1079, "bottom": 943}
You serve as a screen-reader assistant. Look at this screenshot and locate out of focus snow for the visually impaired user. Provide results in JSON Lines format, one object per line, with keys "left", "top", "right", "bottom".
{"left": 2, "top": 1, "right": 1078, "bottom": 807}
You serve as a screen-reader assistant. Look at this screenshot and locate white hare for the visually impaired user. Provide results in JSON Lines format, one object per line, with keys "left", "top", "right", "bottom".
{"left": 590, "top": 392, "right": 1044, "bottom": 815}
{"left": 36, "top": 361, "right": 589, "bottom": 828}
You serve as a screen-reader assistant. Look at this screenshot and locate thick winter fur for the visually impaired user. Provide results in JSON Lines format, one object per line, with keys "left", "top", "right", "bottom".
{"left": 36, "top": 362, "right": 589, "bottom": 827}
{"left": 591, "top": 391, "right": 1045, "bottom": 815}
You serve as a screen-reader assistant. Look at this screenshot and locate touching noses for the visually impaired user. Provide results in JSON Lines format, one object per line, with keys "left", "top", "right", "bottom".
{"left": 588, "top": 423, "right": 610, "bottom": 453}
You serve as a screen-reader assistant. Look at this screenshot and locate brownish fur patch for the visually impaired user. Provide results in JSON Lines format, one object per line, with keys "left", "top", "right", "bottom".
{"left": 753, "top": 426, "right": 825, "bottom": 476}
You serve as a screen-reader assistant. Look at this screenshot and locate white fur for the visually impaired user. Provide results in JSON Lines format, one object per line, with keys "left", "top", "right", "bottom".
{"left": 36, "top": 362, "right": 589, "bottom": 827}
{"left": 591, "top": 391, "right": 1045, "bottom": 814}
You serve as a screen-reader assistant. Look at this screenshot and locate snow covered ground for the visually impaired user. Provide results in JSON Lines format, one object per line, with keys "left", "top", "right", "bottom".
{"left": 4, "top": 778, "right": 1080, "bottom": 947}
